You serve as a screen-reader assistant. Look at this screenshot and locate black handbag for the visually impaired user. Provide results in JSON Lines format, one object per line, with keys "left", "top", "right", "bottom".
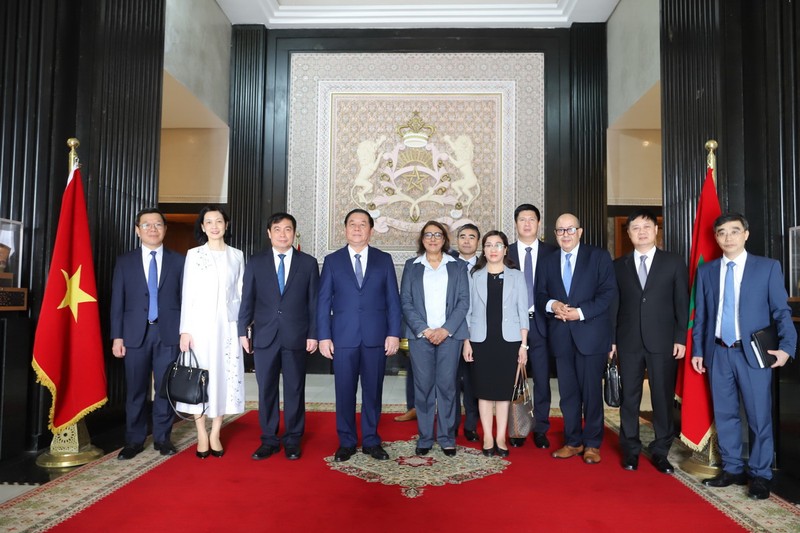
{"left": 160, "top": 349, "right": 208, "bottom": 419}
{"left": 508, "top": 363, "right": 535, "bottom": 438}
{"left": 604, "top": 354, "right": 622, "bottom": 408}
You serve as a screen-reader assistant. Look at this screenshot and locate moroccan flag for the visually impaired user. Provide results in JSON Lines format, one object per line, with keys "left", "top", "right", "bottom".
{"left": 675, "top": 166, "right": 722, "bottom": 450}
{"left": 32, "top": 166, "right": 107, "bottom": 432}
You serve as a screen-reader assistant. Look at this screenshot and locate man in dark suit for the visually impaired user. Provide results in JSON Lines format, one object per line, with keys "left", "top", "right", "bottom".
{"left": 610, "top": 209, "right": 688, "bottom": 474}
{"left": 508, "top": 204, "right": 558, "bottom": 448}
{"left": 110, "top": 208, "right": 184, "bottom": 459}
{"left": 317, "top": 208, "right": 402, "bottom": 462}
{"left": 239, "top": 212, "right": 319, "bottom": 461}
{"left": 449, "top": 223, "right": 480, "bottom": 442}
{"left": 536, "top": 213, "right": 617, "bottom": 465}
{"left": 692, "top": 213, "right": 796, "bottom": 500}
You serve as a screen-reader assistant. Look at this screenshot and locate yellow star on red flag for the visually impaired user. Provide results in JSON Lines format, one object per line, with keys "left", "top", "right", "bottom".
{"left": 57, "top": 265, "right": 97, "bottom": 321}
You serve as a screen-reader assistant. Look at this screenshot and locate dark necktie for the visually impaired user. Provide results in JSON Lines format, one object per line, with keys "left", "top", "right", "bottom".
{"left": 355, "top": 253, "right": 364, "bottom": 288}
{"left": 524, "top": 246, "right": 534, "bottom": 307}
{"left": 638, "top": 255, "right": 648, "bottom": 289}
{"left": 278, "top": 253, "right": 286, "bottom": 295}
{"left": 148, "top": 250, "right": 158, "bottom": 322}
{"left": 562, "top": 252, "right": 572, "bottom": 294}
{"left": 721, "top": 262, "right": 737, "bottom": 345}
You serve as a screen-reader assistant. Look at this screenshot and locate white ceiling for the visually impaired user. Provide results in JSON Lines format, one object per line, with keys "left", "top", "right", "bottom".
{"left": 214, "top": 0, "right": 621, "bottom": 29}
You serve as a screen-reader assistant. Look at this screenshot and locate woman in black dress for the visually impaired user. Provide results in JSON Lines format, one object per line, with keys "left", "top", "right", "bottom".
{"left": 463, "top": 231, "right": 529, "bottom": 456}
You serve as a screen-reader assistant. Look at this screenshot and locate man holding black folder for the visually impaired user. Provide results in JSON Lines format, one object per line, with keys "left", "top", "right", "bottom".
{"left": 691, "top": 213, "right": 797, "bottom": 500}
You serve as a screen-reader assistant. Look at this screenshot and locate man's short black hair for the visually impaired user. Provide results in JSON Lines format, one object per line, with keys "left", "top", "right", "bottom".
{"left": 344, "top": 208, "right": 375, "bottom": 228}
{"left": 713, "top": 212, "right": 749, "bottom": 232}
{"left": 514, "top": 204, "right": 541, "bottom": 222}
{"left": 626, "top": 209, "right": 658, "bottom": 226}
{"left": 267, "top": 212, "right": 297, "bottom": 231}
{"left": 456, "top": 223, "right": 481, "bottom": 240}
{"left": 135, "top": 207, "right": 166, "bottom": 226}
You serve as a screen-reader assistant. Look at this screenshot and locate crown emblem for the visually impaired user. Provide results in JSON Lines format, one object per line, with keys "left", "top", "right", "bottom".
{"left": 396, "top": 111, "right": 436, "bottom": 148}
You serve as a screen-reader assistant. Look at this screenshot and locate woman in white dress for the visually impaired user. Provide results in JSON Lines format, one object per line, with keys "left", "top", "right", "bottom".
{"left": 177, "top": 205, "right": 245, "bottom": 458}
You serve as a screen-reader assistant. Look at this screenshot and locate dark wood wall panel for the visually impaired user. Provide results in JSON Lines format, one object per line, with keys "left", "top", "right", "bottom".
{"left": 228, "top": 27, "right": 605, "bottom": 250}
{"left": 228, "top": 26, "right": 268, "bottom": 258}
{"left": 570, "top": 24, "right": 608, "bottom": 247}
{"left": 0, "top": 0, "right": 166, "bottom": 450}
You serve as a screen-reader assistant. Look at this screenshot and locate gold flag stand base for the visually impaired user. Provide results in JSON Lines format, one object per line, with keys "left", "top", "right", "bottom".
{"left": 679, "top": 436, "right": 722, "bottom": 478}
{"left": 36, "top": 420, "right": 104, "bottom": 469}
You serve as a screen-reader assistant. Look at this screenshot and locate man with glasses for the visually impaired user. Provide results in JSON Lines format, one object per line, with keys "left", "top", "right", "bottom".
{"left": 110, "top": 208, "right": 184, "bottom": 460}
{"left": 610, "top": 209, "right": 688, "bottom": 474}
{"left": 692, "top": 213, "right": 796, "bottom": 500}
{"left": 536, "top": 213, "right": 617, "bottom": 465}
{"left": 507, "top": 204, "right": 558, "bottom": 448}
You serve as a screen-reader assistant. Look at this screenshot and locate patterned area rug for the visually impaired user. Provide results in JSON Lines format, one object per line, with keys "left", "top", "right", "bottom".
{"left": 1, "top": 402, "right": 799, "bottom": 532}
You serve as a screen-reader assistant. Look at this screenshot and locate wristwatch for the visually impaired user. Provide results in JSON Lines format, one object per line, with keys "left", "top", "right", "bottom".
{"left": 520, "top": 344, "right": 529, "bottom": 350}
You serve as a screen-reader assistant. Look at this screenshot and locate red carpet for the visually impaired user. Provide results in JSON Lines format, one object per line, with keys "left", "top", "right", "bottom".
{"left": 50, "top": 412, "right": 745, "bottom": 533}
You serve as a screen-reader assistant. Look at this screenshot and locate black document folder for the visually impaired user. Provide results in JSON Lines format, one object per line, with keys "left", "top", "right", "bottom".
{"left": 750, "top": 324, "right": 779, "bottom": 369}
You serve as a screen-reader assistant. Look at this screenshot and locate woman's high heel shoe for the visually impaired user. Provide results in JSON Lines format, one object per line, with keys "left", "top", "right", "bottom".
{"left": 495, "top": 444, "right": 510, "bottom": 458}
{"left": 196, "top": 449, "right": 211, "bottom": 459}
{"left": 210, "top": 448, "right": 224, "bottom": 458}
{"left": 482, "top": 440, "right": 496, "bottom": 457}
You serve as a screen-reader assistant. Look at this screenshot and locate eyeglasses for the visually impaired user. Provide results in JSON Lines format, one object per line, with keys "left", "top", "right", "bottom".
{"left": 483, "top": 243, "right": 506, "bottom": 250}
{"left": 554, "top": 227, "right": 579, "bottom": 236}
{"left": 423, "top": 232, "right": 444, "bottom": 240}
{"left": 139, "top": 223, "right": 165, "bottom": 231}
{"left": 716, "top": 229, "right": 744, "bottom": 238}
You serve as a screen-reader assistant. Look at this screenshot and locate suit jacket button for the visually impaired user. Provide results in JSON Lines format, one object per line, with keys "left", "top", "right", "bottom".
{"left": 642, "top": 297, "right": 646, "bottom": 303}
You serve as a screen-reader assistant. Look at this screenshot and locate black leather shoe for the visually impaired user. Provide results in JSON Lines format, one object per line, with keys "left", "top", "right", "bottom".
{"left": 482, "top": 446, "right": 495, "bottom": 457}
{"left": 362, "top": 445, "right": 390, "bottom": 460}
{"left": 702, "top": 471, "right": 748, "bottom": 487}
{"left": 334, "top": 446, "right": 357, "bottom": 462}
{"left": 533, "top": 432, "right": 550, "bottom": 449}
{"left": 463, "top": 429, "right": 480, "bottom": 442}
{"left": 622, "top": 455, "right": 639, "bottom": 471}
{"left": 652, "top": 455, "right": 674, "bottom": 474}
{"left": 284, "top": 445, "right": 302, "bottom": 460}
{"left": 117, "top": 444, "right": 144, "bottom": 460}
{"left": 415, "top": 446, "right": 431, "bottom": 456}
{"left": 509, "top": 437, "right": 525, "bottom": 447}
{"left": 748, "top": 477, "right": 771, "bottom": 500}
{"left": 442, "top": 448, "right": 457, "bottom": 457}
{"left": 210, "top": 448, "right": 225, "bottom": 458}
{"left": 495, "top": 445, "right": 510, "bottom": 458}
{"left": 196, "top": 449, "right": 211, "bottom": 459}
{"left": 153, "top": 441, "right": 177, "bottom": 456}
{"left": 252, "top": 444, "right": 281, "bottom": 460}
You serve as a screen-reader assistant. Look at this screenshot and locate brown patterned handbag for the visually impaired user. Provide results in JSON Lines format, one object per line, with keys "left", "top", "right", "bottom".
{"left": 508, "top": 363, "right": 534, "bottom": 438}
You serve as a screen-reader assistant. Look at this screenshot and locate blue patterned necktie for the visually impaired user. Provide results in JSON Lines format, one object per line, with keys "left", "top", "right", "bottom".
{"left": 721, "top": 261, "right": 737, "bottom": 345}
{"left": 563, "top": 252, "right": 572, "bottom": 294}
{"left": 147, "top": 250, "right": 158, "bottom": 322}
{"left": 355, "top": 253, "right": 364, "bottom": 288}
{"left": 638, "top": 255, "right": 648, "bottom": 289}
{"left": 524, "top": 246, "right": 534, "bottom": 307}
{"left": 277, "top": 253, "right": 286, "bottom": 295}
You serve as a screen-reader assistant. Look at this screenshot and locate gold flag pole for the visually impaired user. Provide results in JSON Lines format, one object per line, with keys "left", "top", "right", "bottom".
{"left": 679, "top": 139, "right": 722, "bottom": 477}
{"left": 36, "top": 138, "right": 104, "bottom": 469}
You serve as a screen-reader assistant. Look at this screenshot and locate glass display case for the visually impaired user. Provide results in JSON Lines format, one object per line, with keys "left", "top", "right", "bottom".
{"left": 0, "top": 218, "right": 22, "bottom": 288}
{"left": 790, "top": 226, "right": 800, "bottom": 298}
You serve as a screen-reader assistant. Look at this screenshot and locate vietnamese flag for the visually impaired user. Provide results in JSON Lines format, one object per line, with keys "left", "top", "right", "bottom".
{"left": 675, "top": 166, "right": 722, "bottom": 450}
{"left": 32, "top": 166, "right": 107, "bottom": 432}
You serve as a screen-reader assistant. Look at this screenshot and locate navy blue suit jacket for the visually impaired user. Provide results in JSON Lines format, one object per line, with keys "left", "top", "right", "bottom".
{"left": 317, "top": 246, "right": 402, "bottom": 348}
{"left": 238, "top": 248, "right": 319, "bottom": 350}
{"left": 693, "top": 253, "right": 797, "bottom": 369}
{"left": 110, "top": 247, "right": 184, "bottom": 347}
{"left": 399, "top": 257, "right": 470, "bottom": 341}
{"left": 508, "top": 240, "right": 558, "bottom": 338}
{"left": 535, "top": 244, "right": 617, "bottom": 355}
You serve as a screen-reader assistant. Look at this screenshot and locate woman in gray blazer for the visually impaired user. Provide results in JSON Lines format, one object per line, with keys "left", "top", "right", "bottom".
{"left": 401, "top": 221, "right": 470, "bottom": 457}
{"left": 463, "top": 230, "right": 529, "bottom": 456}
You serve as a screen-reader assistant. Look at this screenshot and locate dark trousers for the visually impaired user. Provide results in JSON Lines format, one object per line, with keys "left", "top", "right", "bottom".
{"left": 527, "top": 318, "right": 551, "bottom": 434}
{"left": 709, "top": 344, "right": 774, "bottom": 480}
{"left": 254, "top": 343, "right": 307, "bottom": 447}
{"left": 123, "top": 322, "right": 179, "bottom": 445}
{"left": 409, "top": 337, "right": 460, "bottom": 448}
{"left": 404, "top": 357, "right": 415, "bottom": 410}
{"left": 455, "top": 356, "right": 478, "bottom": 433}
{"left": 333, "top": 344, "right": 386, "bottom": 448}
{"left": 618, "top": 348, "right": 677, "bottom": 457}
{"left": 554, "top": 343, "right": 606, "bottom": 448}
